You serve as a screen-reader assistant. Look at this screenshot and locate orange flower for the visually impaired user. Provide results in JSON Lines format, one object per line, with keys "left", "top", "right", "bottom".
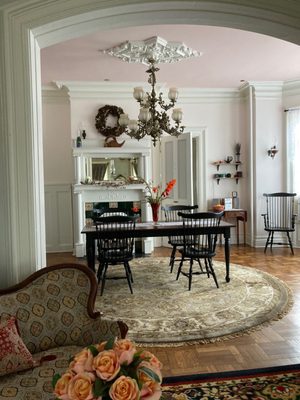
{"left": 138, "top": 361, "right": 162, "bottom": 400}
{"left": 69, "top": 348, "right": 94, "bottom": 374}
{"left": 54, "top": 371, "right": 74, "bottom": 398}
{"left": 109, "top": 376, "right": 140, "bottom": 400}
{"left": 139, "top": 350, "right": 163, "bottom": 370}
{"left": 93, "top": 349, "right": 120, "bottom": 381}
{"left": 67, "top": 372, "right": 95, "bottom": 400}
{"left": 53, "top": 339, "right": 162, "bottom": 400}
{"left": 113, "top": 338, "right": 136, "bottom": 365}
{"left": 143, "top": 179, "right": 176, "bottom": 205}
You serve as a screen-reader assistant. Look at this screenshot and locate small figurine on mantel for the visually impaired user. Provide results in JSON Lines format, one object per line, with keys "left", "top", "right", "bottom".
{"left": 104, "top": 136, "right": 125, "bottom": 147}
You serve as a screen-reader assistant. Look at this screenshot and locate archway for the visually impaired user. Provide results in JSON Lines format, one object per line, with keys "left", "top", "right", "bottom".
{"left": 1, "top": 0, "right": 300, "bottom": 287}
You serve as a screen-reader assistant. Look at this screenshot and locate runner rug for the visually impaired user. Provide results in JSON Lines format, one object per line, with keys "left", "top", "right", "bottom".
{"left": 95, "top": 257, "right": 293, "bottom": 346}
{"left": 162, "top": 364, "right": 300, "bottom": 399}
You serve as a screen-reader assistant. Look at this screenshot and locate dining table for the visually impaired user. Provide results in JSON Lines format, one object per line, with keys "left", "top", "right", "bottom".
{"left": 82, "top": 220, "right": 235, "bottom": 282}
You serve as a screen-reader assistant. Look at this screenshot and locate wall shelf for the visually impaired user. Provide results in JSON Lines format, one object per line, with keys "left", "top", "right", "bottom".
{"left": 212, "top": 161, "right": 243, "bottom": 184}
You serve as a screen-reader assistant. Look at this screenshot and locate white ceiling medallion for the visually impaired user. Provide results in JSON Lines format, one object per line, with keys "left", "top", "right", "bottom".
{"left": 100, "top": 36, "right": 202, "bottom": 65}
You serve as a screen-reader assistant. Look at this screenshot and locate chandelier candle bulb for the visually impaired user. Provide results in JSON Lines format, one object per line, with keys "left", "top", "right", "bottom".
{"left": 172, "top": 108, "right": 183, "bottom": 122}
{"left": 133, "top": 87, "right": 145, "bottom": 101}
{"left": 139, "top": 107, "right": 151, "bottom": 122}
{"left": 128, "top": 119, "right": 138, "bottom": 131}
{"left": 118, "top": 113, "right": 129, "bottom": 126}
{"left": 168, "top": 87, "right": 178, "bottom": 101}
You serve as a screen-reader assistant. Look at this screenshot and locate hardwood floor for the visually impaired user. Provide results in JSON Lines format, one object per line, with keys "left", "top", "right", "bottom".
{"left": 47, "top": 245, "right": 300, "bottom": 377}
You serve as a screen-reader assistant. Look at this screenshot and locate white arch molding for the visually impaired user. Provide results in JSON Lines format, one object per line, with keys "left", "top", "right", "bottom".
{"left": 0, "top": 0, "right": 299, "bottom": 287}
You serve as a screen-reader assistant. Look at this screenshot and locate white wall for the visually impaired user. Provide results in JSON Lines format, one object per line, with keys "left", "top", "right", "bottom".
{"left": 42, "top": 89, "right": 73, "bottom": 184}
{"left": 42, "top": 83, "right": 248, "bottom": 249}
{"left": 42, "top": 80, "right": 300, "bottom": 252}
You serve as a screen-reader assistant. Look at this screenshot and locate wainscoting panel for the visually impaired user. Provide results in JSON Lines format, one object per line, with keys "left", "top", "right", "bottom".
{"left": 45, "top": 184, "right": 73, "bottom": 252}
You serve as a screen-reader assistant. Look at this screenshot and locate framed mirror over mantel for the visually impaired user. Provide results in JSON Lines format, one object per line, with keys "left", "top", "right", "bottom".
{"left": 72, "top": 144, "right": 151, "bottom": 185}
{"left": 85, "top": 156, "right": 140, "bottom": 183}
{"left": 72, "top": 143, "right": 153, "bottom": 257}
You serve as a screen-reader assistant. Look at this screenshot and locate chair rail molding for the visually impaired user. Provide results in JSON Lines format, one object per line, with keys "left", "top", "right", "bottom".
{"left": 1, "top": 0, "right": 300, "bottom": 286}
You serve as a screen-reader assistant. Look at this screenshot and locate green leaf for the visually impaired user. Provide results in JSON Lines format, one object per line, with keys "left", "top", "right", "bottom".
{"left": 119, "top": 366, "right": 130, "bottom": 376}
{"left": 104, "top": 337, "right": 115, "bottom": 350}
{"left": 139, "top": 366, "right": 160, "bottom": 383}
{"left": 93, "top": 378, "right": 109, "bottom": 397}
{"left": 133, "top": 350, "right": 144, "bottom": 360}
{"left": 52, "top": 373, "right": 61, "bottom": 388}
{"left": 87, "top": 344, "right": 99, "bottom": 357}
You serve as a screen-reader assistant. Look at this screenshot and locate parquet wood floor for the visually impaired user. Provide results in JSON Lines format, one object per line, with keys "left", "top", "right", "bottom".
{"left": 47, "top": 245, "right": 300, "bottom": 377}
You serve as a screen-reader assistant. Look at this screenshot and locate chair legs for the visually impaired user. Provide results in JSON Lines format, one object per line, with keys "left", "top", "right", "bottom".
{"left": 264, "top": 231, "right": 294, "bottom": 254}
{"left": 124, "top": 262, "right": 133, "bottom": 294}
{"left": 287, "top": 232, "right": 294, "bottom": 255}
{"left": 169, "top": 245, "right": 177, "bottom": 273}
{"left": 177, "top": 255, "right": 219, "bottom": 290}
{"left": 98, "top": 262, "right": 133, "bottom": 296}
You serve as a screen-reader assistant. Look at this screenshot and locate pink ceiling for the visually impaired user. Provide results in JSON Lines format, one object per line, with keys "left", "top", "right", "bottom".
{"left": 41, "top": 25, "right": 300, "bottom": 88}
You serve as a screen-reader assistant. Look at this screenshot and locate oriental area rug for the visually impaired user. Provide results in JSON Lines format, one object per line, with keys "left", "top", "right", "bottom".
{"left": 95, "top": 257, "right": 293, "bottom": 346}
{"left": 162, "top": 364, "right": 300, "bottom": 400}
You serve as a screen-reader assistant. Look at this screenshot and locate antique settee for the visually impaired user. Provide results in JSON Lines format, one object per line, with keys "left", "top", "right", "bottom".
{"left": 0, "top": 263, "right": 128, "bottom": 399}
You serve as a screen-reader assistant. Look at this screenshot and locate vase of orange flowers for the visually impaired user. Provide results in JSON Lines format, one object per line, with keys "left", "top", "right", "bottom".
{"left": 53, "top": 338, "right": 162, "bottom": 400}
{"left": 143, "top": 179, "right": 176, "bottom": 223}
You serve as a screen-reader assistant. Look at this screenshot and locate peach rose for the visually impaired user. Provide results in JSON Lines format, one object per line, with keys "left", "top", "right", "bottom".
{"left": 114, "top": 339, "right": 136, "bottom": 365}
{"left": 109, "top": 376, "right": 140, "bottom": 400}
{"left": 67, "top": 372, "right": 95, "bottom": 400}
{"left": 138, "top": 362, "right": 162, "bottom": 400}
{"left": 93, "top": 349, "right": 120, "bottom": 381}
{"left": 95, "top": 341, "right": 107, "bottom": 353}
{"left": 140, "top": 351, "right": 163, "bottom": 370}
{"left": 54, "top": 371, "right": 74, "bottom": 399}
{"left": 69, "top": 348, "right": 94, "bottom": 374}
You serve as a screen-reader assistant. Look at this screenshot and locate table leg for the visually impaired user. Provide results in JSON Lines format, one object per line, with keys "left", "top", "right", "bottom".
{"left": 224, "top": 233, "right": 231, "bottom": 282}
{"left": 236, "top": 218, "right": 240, "bottom": 245}
{"left": 86, "top": 235, "right": 96, "bottom": 272}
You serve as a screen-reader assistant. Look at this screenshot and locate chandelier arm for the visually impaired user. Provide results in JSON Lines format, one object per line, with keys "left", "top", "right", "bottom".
{"left": 123, "top": 57, "right": 185, "bottom": 146}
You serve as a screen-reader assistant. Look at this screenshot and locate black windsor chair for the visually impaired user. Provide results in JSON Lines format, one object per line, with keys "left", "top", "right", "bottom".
{"left": 161, "top": 204, "right": 198, "bottom": 272}
{"left": 95, "top": 215, "right": 136, "bottom": 296}
{"left": 262, "top": 192, "right": 297, "bottom": 254}
{"left": 176, "top": 211, "right": 223, "bottom": 290}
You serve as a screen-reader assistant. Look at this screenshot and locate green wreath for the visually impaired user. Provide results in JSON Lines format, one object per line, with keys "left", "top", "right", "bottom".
{"left": 95, "top": 105, "right": 126, "bottom": 137}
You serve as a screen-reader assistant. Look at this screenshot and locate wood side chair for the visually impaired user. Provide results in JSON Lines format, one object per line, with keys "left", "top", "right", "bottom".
{"left": 95, "top": 215, "right": 136, "bottom": 295}
{"left": 177, "top": 211, "right": 223, "bottom": 290}
{"left": 161, "top": 204, "right": 198, "bottom": 272}
{"left": 262, "top": 192, "right": 297, "bottom": 254}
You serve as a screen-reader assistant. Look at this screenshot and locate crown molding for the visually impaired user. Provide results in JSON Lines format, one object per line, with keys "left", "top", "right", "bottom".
{"left": 282, "top": 80, "right": 300, "bottom": 97}
{"left": 43, "top": 80, "right": 299, "bottom": 104}
{"left": 52, "top": 81, "right": 240, "bottom": 102}
{"left": 42, "top": 84, "right": 70, "bottom": 103}
{"left": 246, "top": 81, "right": 284, "bottom": 99}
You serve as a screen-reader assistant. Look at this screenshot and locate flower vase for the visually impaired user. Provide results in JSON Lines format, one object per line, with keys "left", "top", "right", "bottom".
{"left": 151, "top": 203, "right": 160, "bottom": 224}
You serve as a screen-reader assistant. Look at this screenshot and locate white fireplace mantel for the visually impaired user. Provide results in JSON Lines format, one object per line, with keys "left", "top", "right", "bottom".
{"left": 72, "top": 144, "right": 153, "bottom": 257}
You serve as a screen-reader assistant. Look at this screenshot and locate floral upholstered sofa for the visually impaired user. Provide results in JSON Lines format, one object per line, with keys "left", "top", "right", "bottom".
{"left": 0, "top": 263, "right": 128, "bottom": 399}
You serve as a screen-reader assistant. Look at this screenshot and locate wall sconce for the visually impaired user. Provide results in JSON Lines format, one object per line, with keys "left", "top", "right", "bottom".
{"left": 267, "top": 145, "right": 279, "bottom": 159}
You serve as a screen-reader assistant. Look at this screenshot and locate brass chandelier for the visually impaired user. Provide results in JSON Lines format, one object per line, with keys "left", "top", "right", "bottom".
{"left": 118, "top": 58, "right": 184, "bottom": 146}
{"left": 101, "top": 36, "right": 201, "bottom": 146}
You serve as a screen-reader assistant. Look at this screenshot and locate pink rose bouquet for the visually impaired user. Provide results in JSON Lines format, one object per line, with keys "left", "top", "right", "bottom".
{"left": 52, "top": 338, "right": 162, "bottom": 400}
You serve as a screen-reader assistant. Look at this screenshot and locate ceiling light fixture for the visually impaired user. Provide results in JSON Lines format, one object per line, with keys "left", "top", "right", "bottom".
{"left": 101, "top": 36, "right": 201, "bottom": 146}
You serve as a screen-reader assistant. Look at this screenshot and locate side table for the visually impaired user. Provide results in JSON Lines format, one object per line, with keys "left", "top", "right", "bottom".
{"left": 223, "top": 209, "right": 247, "bottom": 245}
